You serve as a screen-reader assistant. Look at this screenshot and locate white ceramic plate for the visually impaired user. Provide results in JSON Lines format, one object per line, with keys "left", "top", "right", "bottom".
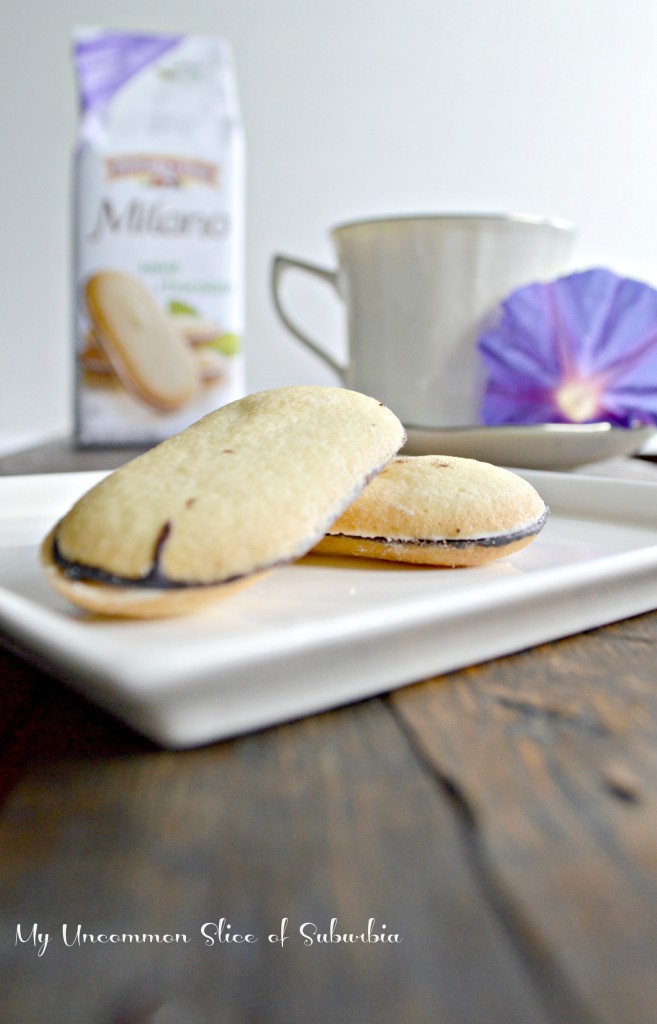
{"left": 1, "top": 470, "right": 657, "bottom": 748}
{"left": 403, "top": 422, "right": 656, "bottom": 469}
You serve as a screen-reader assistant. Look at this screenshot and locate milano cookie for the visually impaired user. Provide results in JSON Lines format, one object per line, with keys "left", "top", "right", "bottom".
{"left": 85, "top": 270, "right": 199, "bottom": 411}
{"left": 313, "top": 455, "right": 548, "bottom": 567}
{"left": 41, "top": 386, "right": 405, "bottom": 618}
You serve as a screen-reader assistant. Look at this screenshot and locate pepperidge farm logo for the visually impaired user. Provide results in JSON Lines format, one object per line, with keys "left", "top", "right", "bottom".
{"left": 105, "top": 154, "right": 219, "bottom": 189}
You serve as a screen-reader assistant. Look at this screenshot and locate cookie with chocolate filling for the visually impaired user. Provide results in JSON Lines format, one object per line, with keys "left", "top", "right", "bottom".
{"left": 41, "top": 386, "right": 405, "bottom": 617}
{"left": 313, "top": 455, "right": 548, "bottom": 566}
{"left": 86, "top": 270, "right": 199, "bottom": 411}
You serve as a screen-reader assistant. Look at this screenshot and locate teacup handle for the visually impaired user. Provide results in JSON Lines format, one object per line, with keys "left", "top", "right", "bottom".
{"left": 271, "top": 254, "right": 345, "bottom": 379}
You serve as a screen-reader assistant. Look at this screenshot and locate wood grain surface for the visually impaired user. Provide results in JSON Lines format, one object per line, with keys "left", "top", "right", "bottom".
{"left": 391, "top": 612, "right": 657, "bottom": 1024}
{"left": 0, "top": 441, "right": 656, "bottom": 1024}
{"left": 0, "top": 670, "right": 553, "bottom": 1024}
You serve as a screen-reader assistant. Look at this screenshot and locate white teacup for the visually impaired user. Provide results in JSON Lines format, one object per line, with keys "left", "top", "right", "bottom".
{"left": 272, "top": 213, "right": 575, "bottom": 428}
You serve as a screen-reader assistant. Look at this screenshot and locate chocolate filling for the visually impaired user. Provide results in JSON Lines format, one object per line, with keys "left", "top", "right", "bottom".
{"left": 330, "top": 505, "right": 549, "bottom": 548}
{"left": 52, "top": 523, "right": 246, "bottom": 590}
{"left": 53, "top": 486, "right": 545, "bottom": 588}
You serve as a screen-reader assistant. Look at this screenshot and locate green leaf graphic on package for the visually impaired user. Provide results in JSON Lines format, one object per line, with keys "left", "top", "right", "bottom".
{"left": 168, "top": 300, "right": 241, "bottom": 356}
{"left": 169, "top": 300, "right": 197, "bottom": 316}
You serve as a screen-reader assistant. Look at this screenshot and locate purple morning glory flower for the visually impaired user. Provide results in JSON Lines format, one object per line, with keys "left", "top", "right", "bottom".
{"left": 478, "top": 268, "right": 657, "bottom": 426}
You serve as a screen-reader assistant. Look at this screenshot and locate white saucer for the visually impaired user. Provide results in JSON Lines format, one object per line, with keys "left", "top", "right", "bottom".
{"left": 403, "top": 423, "right": 656, "bottom": 470}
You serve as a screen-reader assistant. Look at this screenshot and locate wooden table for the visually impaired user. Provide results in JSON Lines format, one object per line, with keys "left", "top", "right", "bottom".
{"left": 1, "top": 440, "right": 657, "bottom": 1024}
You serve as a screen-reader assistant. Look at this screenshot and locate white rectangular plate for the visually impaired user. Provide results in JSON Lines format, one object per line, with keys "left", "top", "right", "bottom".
{"left": 1, "top": 470, "right": 656, "bottom": 748}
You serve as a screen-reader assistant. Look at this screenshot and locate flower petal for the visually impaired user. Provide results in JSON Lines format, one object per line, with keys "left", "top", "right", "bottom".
{"left": 478, "top": 268, "right": 657, "bottom": 426}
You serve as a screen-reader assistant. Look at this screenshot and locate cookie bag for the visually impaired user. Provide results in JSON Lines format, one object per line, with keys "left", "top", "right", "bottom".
{"left": 72, "top": 29, "right": 245, "bottom": 446}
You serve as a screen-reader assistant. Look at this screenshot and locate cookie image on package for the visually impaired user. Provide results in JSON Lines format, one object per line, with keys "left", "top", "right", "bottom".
{"left": 41, "top": 386, "right": 405, "bottom": 618}
{"left": 85, "top": 271, "right": 199, "bottom": 411}
{"left": 313, "top": 455, "right": 548, "bottom": 567}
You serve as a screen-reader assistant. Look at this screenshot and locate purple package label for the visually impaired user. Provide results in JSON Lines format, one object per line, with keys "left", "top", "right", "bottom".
{"left": 73, "top": 30, "right": 182, "bottom": 114}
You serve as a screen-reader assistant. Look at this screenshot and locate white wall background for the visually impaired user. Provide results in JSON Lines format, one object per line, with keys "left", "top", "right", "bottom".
{"left": 2, "top": 0, "right": 657, "bottom": 443}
